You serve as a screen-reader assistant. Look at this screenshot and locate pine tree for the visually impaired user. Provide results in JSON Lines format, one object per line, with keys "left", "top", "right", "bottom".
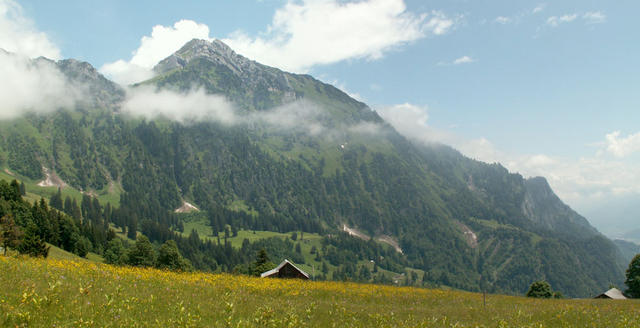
{"left": 127, "top": 218, "right": 137, "bottom": 240}
{"left": 49, "top": 188, "right": 63, "bottom": 211}
{"left": 17, "top": 225, "right": 50, "bottom": 258}
{"left": 71, "top": 199, "right": 82, "bottom": 220}
{"left": 322, "top": 261, "right": 329, "bottom": 274}
{"left": 0, "top": 215, "right": 22, "bottom": 255}
{"left": 251, "top": 248, "right": 275, "bottom": 276}
{"left": 63, "top": 196, "right": 73, "bottom": 216}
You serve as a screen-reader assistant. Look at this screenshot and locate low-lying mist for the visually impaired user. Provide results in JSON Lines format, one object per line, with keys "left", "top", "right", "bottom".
{"left": 0, "top": 51, "right": 83, "bottom": 119}
{"left": 121, "top": 86, "right": 388, "bottom": 140}
{"left": 0, "top": 51, "right": 388, "bottom": 142}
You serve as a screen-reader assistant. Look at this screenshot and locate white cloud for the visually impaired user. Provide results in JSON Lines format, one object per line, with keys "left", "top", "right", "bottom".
{"left": 376, "top": 103, "right": 428, "bottom": 133}
{"left": 329, "top": 79, "right": 365, "bottom": 102}
{"left": 248, "top": 100, "right": 328, "bottom": 135}
{"left": 223, "top": 0, "right": 455, "bottom": 73}
{"left": 545, "top": 12, "right": 605, "bottom": 28}
{"left": 583, "top": 11, "right": 606, "bottom": 24}
{"left": 122, "top": 86, "right": 236, "bottom": 124}
{"left": 494, "top": 16, "right": 512, "bottom": 24}
{"left": 101, "top": 20, "right": 212, "bottom": 85}
{"left": 546, "top": 14, "right": 578, "bottom": 27}
{"left": 453, "top": 56, "right": 474, "bottom": 65}
{"left": 532, "top": 4, "right": 546, "bottom": 14}
{"left": 0, "top": 0, "right": 61, "bottom": 59}
{"left": 604, "top": 131, "right": 640, "bottom": 158}
{"left": 438, "top": 55, "right": 475, "bottom": 66}
{"left": 0, "top": 51, "right": 79, "bottom": 119}
{"left": 122, "top": 87, "right": 371, "bottom": 138}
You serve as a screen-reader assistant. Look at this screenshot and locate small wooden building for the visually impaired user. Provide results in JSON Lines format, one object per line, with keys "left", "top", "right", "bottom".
{"left": 594, "top": 288, "right": 627, "bottom": 300}
{"left": 260, "top": 259, "right": 310, "bottom": 280}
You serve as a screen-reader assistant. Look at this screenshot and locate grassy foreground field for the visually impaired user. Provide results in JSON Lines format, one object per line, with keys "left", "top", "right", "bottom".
{"left": 1, "top": 256, "right": 639, "bottom": 327}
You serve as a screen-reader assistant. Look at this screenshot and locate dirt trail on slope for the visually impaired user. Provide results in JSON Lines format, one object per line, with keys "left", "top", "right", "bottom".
{"left": 37, "top": 167, "right": 67, "bottom": 188}
{"left": 342, "top": 224, "right": 403, "bottom": 253}
{"left": 175, "top": 201, "right": 199, "bottom": 213}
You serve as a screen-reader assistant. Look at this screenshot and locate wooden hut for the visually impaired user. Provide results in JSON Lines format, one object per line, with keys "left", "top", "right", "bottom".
{"left": 594, "top": 288, "right": 627, "bottom": 300}
{"left": 260, "top": 259, "right": 310, "bottom": 280}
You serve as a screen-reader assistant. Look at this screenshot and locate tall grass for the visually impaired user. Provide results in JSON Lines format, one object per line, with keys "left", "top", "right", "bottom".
{"left": 1, "top": 256, "right": 638, "bottom": 327}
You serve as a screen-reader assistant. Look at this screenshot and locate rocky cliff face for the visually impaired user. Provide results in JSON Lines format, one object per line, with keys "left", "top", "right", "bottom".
{"left": 153, "top": 39, "right": 297, "bottom": 107}
{"left": 522, "top": 177, "right": 598, "bottom": 237}
{"left": 57, "top": 59, "right": 125, "bottom": 110}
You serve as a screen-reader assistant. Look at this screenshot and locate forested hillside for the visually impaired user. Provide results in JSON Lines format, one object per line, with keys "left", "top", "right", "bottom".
{"left": 0, "top": 40, "right": 626, "bottom": 297}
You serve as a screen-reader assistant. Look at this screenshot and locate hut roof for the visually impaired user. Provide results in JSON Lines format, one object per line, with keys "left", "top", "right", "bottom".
{"left": 260, "top": 259, "right": 310, "bottom": 279}
{"left": 595, "top": 288, "right": 627, "bottom": 300}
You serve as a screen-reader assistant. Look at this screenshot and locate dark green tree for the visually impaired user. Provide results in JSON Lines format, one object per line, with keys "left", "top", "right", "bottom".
{"left": 251, "top": 248, "right": 275, "bottom": 276}
{"left": 19, "top": 182, "right": 26, "bottom": 196}
{"left": 127, "top": 218, "right": 137, "bottom": 240}
{"left": 58, "top": 216, "right": 80, "bottom": 253}
{"left": 126, "top": 235, "right": 155, "bottom": 267}
{"left": 49, "top": 188, "right": 63, "bottom": 211}
{"left": 526, "top": 281, "right": 553, "bottom": 298}
{"left": 74, "top": 236, "right": 92, "bottom": 258}
{"left": 104, "top": 238, "right": 126, "bottom": 265}
{"left": 0, "top": 214, "right": 22, "bottom": 255}
{"left": 8, "top": 180, "right": 21, "bottom": 201}
{"left": 322, "top": 261, "right": 329, "bottom": 274}
{"left": 359, "top": 265, "right": 371, "bottom": 281}
{"left": 17, "top": 225, "right": 50, "bottom": 258}
{"left": 156, "top": 240, "right": 192, "bottom": 271}
{"left": 63, "top": 196, "right": 73, "bottom": 216}
{"left": 71, "top": 199, "right": 82, "bottom": 220}
{"left": 625, "top": 254, "right": 640, "bottom": 298}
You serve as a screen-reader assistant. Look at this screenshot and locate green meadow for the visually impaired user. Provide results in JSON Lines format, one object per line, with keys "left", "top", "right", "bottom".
{"left": 1, "top": 255, "right": 638, "bottom": 327}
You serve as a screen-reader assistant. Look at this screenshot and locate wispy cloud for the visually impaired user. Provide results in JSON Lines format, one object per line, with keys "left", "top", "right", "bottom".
{"left": 121, "top": 86, "right": 379, "bottom": 139}
{"left": 121, "top": 86, "right": 236, "bottom": 124}
{"left": 100, "top": 20, "right": 212, "bottom": 85}
{"left": 546, "top": 12, "right": 606, "bottom": 28}
{"left": 224, "top": 0, "right": 456, "bottom": 73}
{"left": 453, "top": 56, "right": 475, "bottom": 65}
{"left": 0, "top": 1, "right": 83, "bottom": 119}
{"left": 583, "top": 11, "right": 606, "bottom": 24}
{"left": 494, "top": 16, "right": 512, "bottom": 24}
{"left": 546, "top": 14, "right": 578, "bottom": 27}
{"left": 0, "top": 0, "right": 61, "bottom": 59}
{"left": 438, "top": 55, "right": 475, "bottom": 66}
{"left": 0, "top": 51, "right": 81, "bottom": 120}
{"left": 604, "top": 131, "right": 640, "bottom": 158}
{"left": 532, "top": 4, "right": 546, "bottom": 14}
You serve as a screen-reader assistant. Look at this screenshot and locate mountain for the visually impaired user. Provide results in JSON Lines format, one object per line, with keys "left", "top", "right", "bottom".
{"left": 0, "top": 40, "right": 626, "bottom": 297}
{"left": 614, "top": 239, "right": 640, "bottom": 264}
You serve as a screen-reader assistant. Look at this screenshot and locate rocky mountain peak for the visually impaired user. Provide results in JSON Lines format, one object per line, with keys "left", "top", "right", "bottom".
{"left": 154, "top": 38, "right": 261, "bottom": 77}
{"left": 56, "top": 58, "right": 125, "bottom": 110}
{"left": 152, "top": 38, "right": 299, "bottom": 110}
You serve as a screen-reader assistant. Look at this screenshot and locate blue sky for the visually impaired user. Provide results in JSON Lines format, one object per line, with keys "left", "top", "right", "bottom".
{"left": 3, "top": 0, "right": 640, "bottom": 236}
